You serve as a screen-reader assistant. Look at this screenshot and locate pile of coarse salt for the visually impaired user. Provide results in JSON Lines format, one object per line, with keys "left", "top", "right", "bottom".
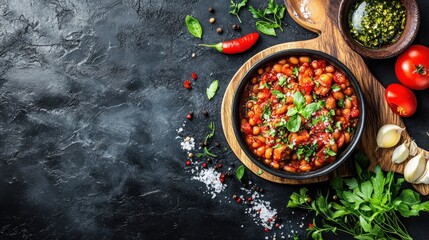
{"left": 192, "top": 166, "right": 226, "bottom": 199}
{"left": 241, "top": 186, "right": 280, "bottom": 230}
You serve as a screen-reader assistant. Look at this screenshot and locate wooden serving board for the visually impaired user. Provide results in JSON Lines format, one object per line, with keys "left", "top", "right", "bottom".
{"left": 221, "top": 0, "right": 429, "bottom": 194}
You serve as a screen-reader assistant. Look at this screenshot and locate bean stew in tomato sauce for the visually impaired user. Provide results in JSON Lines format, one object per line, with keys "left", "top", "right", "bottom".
{"left": 239, "top": 56, "right": 359, "bottom": 173}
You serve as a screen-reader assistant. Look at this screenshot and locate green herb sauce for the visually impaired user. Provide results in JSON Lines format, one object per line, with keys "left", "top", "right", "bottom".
{"left": 348, "top": 0, "right": 406, "bottom": 48}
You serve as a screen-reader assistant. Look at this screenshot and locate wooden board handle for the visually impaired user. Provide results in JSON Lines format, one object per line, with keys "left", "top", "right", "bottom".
{"left": 285, "top": 0, "right": 328, "bottom": 35}
{"left": 283, "top": 0, "right": 429, "bottom": 194}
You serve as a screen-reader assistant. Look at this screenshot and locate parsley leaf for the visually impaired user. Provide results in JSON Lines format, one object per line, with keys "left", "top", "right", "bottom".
{"left": 206, "top": 80, "right": 219, "bottom": 100}
{"left": 229, "top": 0, "right": 248, "bottom": 23}
{"left": 262, "top": 104, "right": 272, "bottom": 121}
{"left": 287, "top": 151, "right": 429, "bottom": 240}
{"left": 204, "top": 122, "right": 215, "bottom": 142}
{"left": 292, "top": 67, "right": 299, "bottom": 78}
{"left": 331, "top": 85, "right": 341, "bottom": 92}
{"left": 324, "top": 147, "right": 337, "bottom": 157}
{"left": 337, "top": 98, "right": 345, "bottom": 108}
{"left": 278, "top": 75, "right": 287, "bottom": 87}
{"left": 249, "top": 0, "right": 286, "bottom": 36}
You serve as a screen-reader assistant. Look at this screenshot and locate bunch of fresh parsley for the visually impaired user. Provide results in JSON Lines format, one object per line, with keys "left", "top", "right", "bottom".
{"left": 249, "top": 0, "right": 286, "bottom": 36}
{"left": 230, "top": 0, "right": 248, "bottom": 23}
{"left": 287, "top": 152, "right": 429, "bottom": 240}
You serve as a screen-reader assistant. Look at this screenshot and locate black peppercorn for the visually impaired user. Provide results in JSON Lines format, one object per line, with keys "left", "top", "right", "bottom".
{"left": 216, "top": 27, "right": 223, "bottom": 34}
{"left": 202, "top": 110, "right": 209, "bottom": 117}
{"left": 208, "top": 7, "right": 215, "bottom": 13}
{"left": 232, "top": 24, "right": 240, "bottom": 31}
{"left": 215, "top": 142, "right": 220, "bottom": 147}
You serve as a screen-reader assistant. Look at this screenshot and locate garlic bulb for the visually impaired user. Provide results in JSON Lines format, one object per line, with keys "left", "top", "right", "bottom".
{"left": 409, "top": 140, "right": 418, "bottom": 157}
{"left": 404, "top": 152, "right": 426, "bottom": 183}
{"left": 391, "top": 141, "right": 410, "bottom": 164}
{"left": 376, "top": 124, "right": 405, "bottom": 148}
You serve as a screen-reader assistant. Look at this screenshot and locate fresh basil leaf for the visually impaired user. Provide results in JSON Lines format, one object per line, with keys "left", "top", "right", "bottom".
{"left": 236, "top": 165, "right": 245, "bottom": 181}
{"left": 287, "top": 107, "right": 298, "bottom": 116}
{"left": 301, "top": 102, "right": 318, "bottom": 119}
{"left": 255, "top": 21, "right": 276, "bottom": 36}
{"left": 287, "top": 114, "right": 301, "bottom": 132}
{"left": 206, "top": 80, "right": 219, "bottom": 100}
{"left": 278, "top": 75, "right": 287, "bottom": 87}
{"left": 293, "top": 91, "right": 305, "bottom": 110}
{"left": 185, "top": 15, "right": 203, "bottom": 39}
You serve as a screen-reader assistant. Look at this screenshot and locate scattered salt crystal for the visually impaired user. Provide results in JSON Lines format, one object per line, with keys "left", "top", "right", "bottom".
{"left": 192, "top": 167, "right": 226, "bottom": 199}
{"left": 180, "top": 137, "right": 195, "bottom": 151}
{"left": 177, "top": 128, "right": 183, "bottom": 133}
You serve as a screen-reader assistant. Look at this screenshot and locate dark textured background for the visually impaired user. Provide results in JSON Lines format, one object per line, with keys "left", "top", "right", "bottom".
{"left": 0, "top": 0, "right": 428, "bottom": 239}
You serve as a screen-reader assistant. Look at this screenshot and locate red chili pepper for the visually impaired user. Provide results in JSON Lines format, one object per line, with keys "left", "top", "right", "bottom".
{"left": 199, "top": 32, "right": 259, "bottom": 54}
{"left": 191, "top": 72, "right": 198, "bottom": 80}
{"left": 183, "top": 79, "right": 192, "bottom": 89}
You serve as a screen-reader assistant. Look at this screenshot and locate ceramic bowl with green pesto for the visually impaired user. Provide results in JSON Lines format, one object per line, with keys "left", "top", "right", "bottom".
{"left": 338, "top": 0, "right": 420, "bottom": 59}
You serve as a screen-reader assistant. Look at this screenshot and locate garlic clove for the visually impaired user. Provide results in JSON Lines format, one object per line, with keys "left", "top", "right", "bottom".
{"left": 409, "top": 140, "right": 418, "bottom": 157}
{"left": 391, "top": 141, "right": 410, "bottom": 164}
{"left": 376, "top": 124, "right": 405, "bottom": 148}
{"left": 404, "top": 152, "right": 426, "bottom": 183}
{"left": 415, "top": 158, "right": 429, "bottom": 184}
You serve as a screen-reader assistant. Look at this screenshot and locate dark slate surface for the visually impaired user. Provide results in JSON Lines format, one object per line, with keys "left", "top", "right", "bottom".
{"left": 0, "top": 0, "right": 428, "bottom": 239}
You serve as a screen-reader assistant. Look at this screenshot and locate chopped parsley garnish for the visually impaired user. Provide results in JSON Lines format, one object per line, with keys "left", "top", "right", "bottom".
{"left": 337, "top": 98, "right": 345, "bottom": 108}
{"left": 278, "top": 75, "right": 287, "bottom": 87}
{"left": 331, "top": 85, "right": 341, "bottom": 92}
{"left": 335, "top": 121, "right": 342, "bottom": 129}
{"left": 271, "top": 90, "right": 285, "bottom": 101}
{"left": 261, "top": 104, "right": 272, "bottom": 121}
{"left": 296, "top": 143, "right": 318, "bottom": 162}
{"left": 324, "top": 147, "right": 337, "bottom": 157}
{"left": 292, "top": 67, "right": 299, "bottom": 78}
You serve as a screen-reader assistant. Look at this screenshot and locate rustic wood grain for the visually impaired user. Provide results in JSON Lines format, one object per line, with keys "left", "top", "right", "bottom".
{"left": 221, "top": 0, "right": 429, "bottom": 194}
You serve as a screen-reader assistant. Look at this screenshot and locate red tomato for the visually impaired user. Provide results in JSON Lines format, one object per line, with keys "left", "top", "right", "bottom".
{"left": 395, "top": 45, "right": 429, "bottom": 90}
{"left": 385, "top": 83, "right": 417, "bottom": 117}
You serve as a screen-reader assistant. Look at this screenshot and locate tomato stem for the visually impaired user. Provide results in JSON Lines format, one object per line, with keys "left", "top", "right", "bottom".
{"left": 397, "top": 105, "right": 407, "bottom": 116}
{"left": 414, "top": 64, "right": 427, "bottom": 75}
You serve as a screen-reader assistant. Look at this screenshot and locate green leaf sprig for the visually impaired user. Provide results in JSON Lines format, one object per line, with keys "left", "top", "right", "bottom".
{"left": 249, "top": 0, "right": 286, "bottom": 36}
{"left": 206, "top": 80, "right": 219, "bottom": 100}
{"left": 287, "top": 152, "right": 429, "bottom": 240}
{"left": 185, "top": 15, "right": 203, "bottom": 39}
{"left": 285, "top": 91, "right": 319, "bottom": 132}
{"left": 229, "top": 0, "right": 248, "bottom": 23}
{"left": 196, "top": 122, "right": 218, "bottom": 158}
{"left": 204, "top": 122, "right": 215, "bottom": 142}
